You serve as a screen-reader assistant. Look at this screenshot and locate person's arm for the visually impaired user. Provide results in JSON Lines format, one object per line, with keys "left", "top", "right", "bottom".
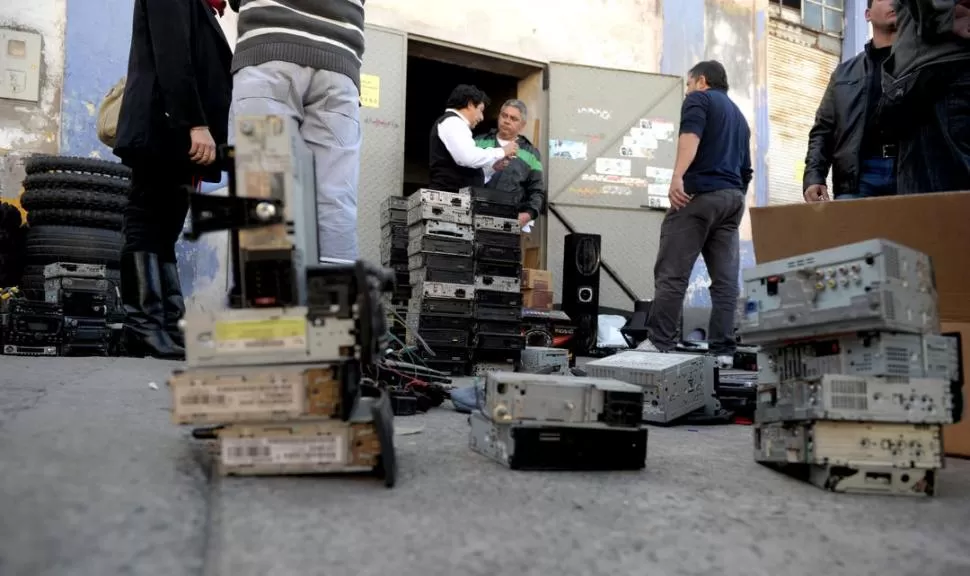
{"left": 672, "top": 92, "right": 708, "bottom": 178}
{"left": 741, "top": 141, "right": 753, "bottom": 192}
{"left": 144, "top": 0, "right": 207, "bottom": 130}
{"left": 438, "top": 117, "right": 506, "bottom": 169}
{"left": 520, "top": 147, "right": 545, "bottom": 219}
{"left": 803, "top": 72, "right": 837, "bottom": 190}
{"left": 900, "top": 0, "right": 958, "bottom": 40}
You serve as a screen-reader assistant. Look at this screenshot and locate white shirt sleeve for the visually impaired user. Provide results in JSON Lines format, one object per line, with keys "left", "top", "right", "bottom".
{"left": 437, "top": 116, "right": 506, "bottom": 169}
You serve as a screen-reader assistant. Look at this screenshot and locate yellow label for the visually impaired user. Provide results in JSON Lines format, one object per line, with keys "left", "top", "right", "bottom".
{"left": 214, "top": 317, "right": 306, "bottom": 343}
{"left": 360, "top": 74, "right": 380, "bottom": 108}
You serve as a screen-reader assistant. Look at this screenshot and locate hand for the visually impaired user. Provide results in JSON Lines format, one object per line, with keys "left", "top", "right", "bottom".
{"left": 502, "top": 142, "right": 519, "bottom": 157}
{"left": 493, "top": 158, "right": 510, "bottom": 171}
{"left": 803, "top": 184, "right": 830, "bottom": 202}
{"left": 955, "top": 3, "right": 970, "bottom": 39}
{"left": 517, "top": 212, "right": 532, "bottom": 227}
{"left": 667, "top": 176, "right": 691, "bottom": 210}
{"left": 189, "top": 127, "right": 216, "bottom": 165}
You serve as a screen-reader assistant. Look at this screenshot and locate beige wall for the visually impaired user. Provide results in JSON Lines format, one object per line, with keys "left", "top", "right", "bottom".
{"left": 367, "top": 0, "right": 664, "bottom": 72}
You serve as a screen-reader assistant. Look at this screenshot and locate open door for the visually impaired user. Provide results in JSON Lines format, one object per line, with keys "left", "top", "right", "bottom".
{"left": 358, "top": 26, "right": 407, "bottom": 264}
{"left": 544, "top": 63, "right": 683, "bottom": 310}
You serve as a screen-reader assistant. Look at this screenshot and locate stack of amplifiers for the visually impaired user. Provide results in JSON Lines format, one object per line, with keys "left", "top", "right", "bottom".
{"left": 379, "top": 196, "right": 410, "bottom": 344}
{"left": 1, "top": 299, "right": 65, "bottom": 356}
{"left": 405, "top": 189, "right": 475, "bottom": 375}
{"left": 742, "top": 239, "right": 961, "bottom": 497}
{"left": 44, "top": 262, "right": 121, "bottom": 356}
{"left": 462, "top": 187, "right": 524, "bottom": 374}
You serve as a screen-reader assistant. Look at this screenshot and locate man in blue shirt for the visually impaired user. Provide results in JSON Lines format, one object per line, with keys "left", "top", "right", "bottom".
{"left": 637, "top": 60, "right": 752, "bottom": 367}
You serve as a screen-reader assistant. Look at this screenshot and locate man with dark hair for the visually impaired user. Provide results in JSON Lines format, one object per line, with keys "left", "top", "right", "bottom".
{"left": 637, "top": 60, "right": 752, "bottom": 368}
{"left": 227, "top": 0, "right": 365, "bottom": 260}
{"left": 428, "top": 85, "right": 518, "bottom": 192}
{"left": 114, "top": 0, "right": 232, "bottom": 359}
{"left": 881, "top": 0, "right": 970, "bottom": 194}
{"left": 474, "top": 99, "right": 545, "bottom": 227}
{"left": 804, "top": 0, "right": 898, "bottom": 202}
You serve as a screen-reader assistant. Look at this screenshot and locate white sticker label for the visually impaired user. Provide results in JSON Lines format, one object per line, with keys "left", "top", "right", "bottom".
{"left": 221, "top": 435, "right": 345, "bottom": 466}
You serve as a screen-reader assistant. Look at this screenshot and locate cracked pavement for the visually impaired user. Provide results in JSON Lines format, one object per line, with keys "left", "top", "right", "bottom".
{"left": 1, "top": 356, "right": 969, "bottom": 576}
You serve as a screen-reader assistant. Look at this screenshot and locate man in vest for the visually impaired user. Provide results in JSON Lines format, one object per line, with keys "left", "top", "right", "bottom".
{"left": 428, "top": 85, "right": 518, "bottom": 192}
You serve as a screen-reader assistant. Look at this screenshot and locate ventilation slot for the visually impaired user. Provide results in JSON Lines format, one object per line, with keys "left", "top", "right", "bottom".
{"left": 884, "top": 346, "right": 912, "bottom": 377}
{"left": 853, "top": 351, "right": 874, "bottom": 373}
{"left": 829, "top": 378, "right": 868, "bottom": 411}
{"left": 883, "top": 297, "right": 896, "bottom": 320}
{"left": 884, "top": 247, "right": 901, "bottom": 279}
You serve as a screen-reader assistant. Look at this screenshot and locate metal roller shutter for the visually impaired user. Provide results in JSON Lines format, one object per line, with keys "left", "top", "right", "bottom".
{"left": 767, "top": 21, "right": 839, "bottom": 205}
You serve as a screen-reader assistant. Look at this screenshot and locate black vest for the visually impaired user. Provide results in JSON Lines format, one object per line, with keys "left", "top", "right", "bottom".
{"left": 428, "top": 111, "right": 484, "bottom": 192}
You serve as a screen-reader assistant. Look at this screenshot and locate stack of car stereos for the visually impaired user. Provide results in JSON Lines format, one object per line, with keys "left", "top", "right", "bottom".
{"left": 469, "top": 371, "right": 649, "bottom": 470}
{"left": 44, "top": 262, "right": 123, "bottom": 356}
{"left": 0, "top": 294, "right": 64, "bottom": 356}
{"left": 462, "top": 186, "right": 525, "bottom": 374}
{"left": 585, "top": 349, "right": 714, "bottom": 424}
{"left": 405, "top": 188, "right": 475, "bottom": 375}
{"left": 739, "top": 239, "right": 963, "bottom": 497}
{"left": 379, "top": 196, "right": 410, "bottom": 345}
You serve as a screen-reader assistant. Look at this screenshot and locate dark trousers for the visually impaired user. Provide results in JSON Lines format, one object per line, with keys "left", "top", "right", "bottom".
{"left": 647, "top": 189, "right": 746, "bottom": 355}
{"left": 897, "top": 67, "right": 970, "bottom": 194}
{"left": 123, "top": 162, "right": 192, "bottom": 262}
{"left": 838, "top": 157, "right": 897, "bottom": 200}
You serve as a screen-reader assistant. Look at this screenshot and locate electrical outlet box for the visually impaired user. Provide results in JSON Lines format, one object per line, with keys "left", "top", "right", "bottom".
{"left": 0, "top": 28, "right": 42, "bottom": 102}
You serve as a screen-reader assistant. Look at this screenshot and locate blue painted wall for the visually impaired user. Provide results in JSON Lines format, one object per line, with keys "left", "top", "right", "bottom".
{"left": 60, "top": 0, "right": 221, "bottom": 300}
{"left": 661, "top": 0, "right": 765, "bottom": 306}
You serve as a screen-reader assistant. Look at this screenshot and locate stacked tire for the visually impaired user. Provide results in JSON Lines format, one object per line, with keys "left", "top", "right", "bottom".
{"left": 18, "top": 155, "right": 130, "bottom": 298}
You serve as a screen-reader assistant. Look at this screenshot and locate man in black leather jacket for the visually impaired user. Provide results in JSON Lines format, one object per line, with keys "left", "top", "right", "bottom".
{"left": 881, "top": 0, "right": 970, "bottom": 193}
{"left": 803, "top": 0, "right": 898, "bottom": 202}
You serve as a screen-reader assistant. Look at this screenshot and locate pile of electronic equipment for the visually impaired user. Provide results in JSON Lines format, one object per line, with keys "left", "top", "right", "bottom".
{"left": 167, "top": 115, "right": 397, "bottom": 487}
{"left": 469, "top": 370, "right": 650, "bottom": 470}
{"left": 379, "top": 195, "right": 410, "bottom": 346}
{"left": 1, "top": 262, "right": 123, "bottom": 357}
{"left": 739, "top": 239, "right": 963, "bottom": 497}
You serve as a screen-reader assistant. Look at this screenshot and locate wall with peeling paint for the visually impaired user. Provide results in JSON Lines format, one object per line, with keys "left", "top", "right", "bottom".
{"left": 0, "top": 0, "right": 66, "bottom": 201}
{"left": 57, "top": 0, "right": 768, "bottom": 314}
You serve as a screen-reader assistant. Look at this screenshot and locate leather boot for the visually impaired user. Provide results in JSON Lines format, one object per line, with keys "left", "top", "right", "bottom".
{"left": 121, "top": 251, "right": 184, "bottom": 360}
{"left": 159, "top": 262, "right": 186, "bottom": 348}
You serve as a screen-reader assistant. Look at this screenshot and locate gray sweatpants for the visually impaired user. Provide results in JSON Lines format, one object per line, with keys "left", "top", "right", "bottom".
{"left": 646, "top": 188, "right": 745, "bottom": 355}
{"left": 230, "top": 60, "right": 361, "bottom": 260}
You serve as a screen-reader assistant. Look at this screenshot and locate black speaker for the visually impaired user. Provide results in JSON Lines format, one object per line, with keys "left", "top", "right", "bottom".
{"left": 561, "top": 233, "right": 601, "bottom": 355}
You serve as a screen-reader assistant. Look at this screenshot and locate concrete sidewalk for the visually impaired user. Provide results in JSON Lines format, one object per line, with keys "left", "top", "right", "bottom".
{"left": 1, "top": 356, "right": 969, "bottom": 576}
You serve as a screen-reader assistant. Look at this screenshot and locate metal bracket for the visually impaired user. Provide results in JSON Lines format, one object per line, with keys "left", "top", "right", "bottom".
{"left": 182, "top": 191, "right": 284, "bottom": 241}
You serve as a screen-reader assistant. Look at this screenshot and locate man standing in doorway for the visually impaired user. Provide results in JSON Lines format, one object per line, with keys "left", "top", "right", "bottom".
{"left": 474, "top": 100, "right": 546, "bottom": 227}
{"left": 803, "top": 0, "right": 899, "bottom": 202}
{"left": 227, "top": 0, "right": 364, "bottom": 261}
{"left": 637, "top": 61, "right": 752, "bottom": 368}
{"left": 880, "top": 0, "right": 970, "bottom": 194}
{"left": 429, "top": 85, "right": 518, "bottom": 192}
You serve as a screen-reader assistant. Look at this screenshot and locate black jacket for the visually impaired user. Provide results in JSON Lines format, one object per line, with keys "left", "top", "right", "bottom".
{"left": 473, "top": 130, "right": 545, "bottom": 219}
{"left": 803, "top": 43, "right": 882, "bottom": 198}
{"left": 114, "top": 0, "right": 232, "bottom": 181}
{"left": 881, "top": 1, "right": 970, "bottom": 114}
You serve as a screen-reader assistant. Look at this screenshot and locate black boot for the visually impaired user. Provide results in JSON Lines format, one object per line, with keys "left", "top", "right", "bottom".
{"left": 121, "top": 251, "right": 184, "bottom": 360}
{"left": 159, "top": 262, "right": 186, "bottom": 348}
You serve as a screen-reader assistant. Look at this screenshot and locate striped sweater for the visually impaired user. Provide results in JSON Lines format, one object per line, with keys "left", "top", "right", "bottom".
{"left": 227, "top": 0, "right": 365, "bottom": 90}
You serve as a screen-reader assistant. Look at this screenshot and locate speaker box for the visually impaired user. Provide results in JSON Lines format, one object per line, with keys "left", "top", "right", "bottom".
{"left": 561, "top": 233, "right": 601, "bottom": 355}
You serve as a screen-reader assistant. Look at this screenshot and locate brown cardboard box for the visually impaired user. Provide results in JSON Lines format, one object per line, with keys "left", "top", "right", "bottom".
{"left": 522, "top": 269, "right": 552, "bottom": 291}
{"left": 750, "top": 192, "right": 970, "bottom": 322}
{"left": 522, "top": 289, "right": 554, "bottom": 310}
{"left": 942, "top": 322, "right": 970, "bottom": 458}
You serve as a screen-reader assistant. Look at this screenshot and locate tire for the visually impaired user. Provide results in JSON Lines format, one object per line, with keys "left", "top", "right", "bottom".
{"left": 27, "top": 208, "right": 124, "bottom": 231}
{"left": 25, "top": 155, "right": 131, "bottom": 179}
{"left": 18, "top": 263, "right": 121, "bottom": 298}
{"left": 24, "top": 225, "right": 123, "bottom": 268}
{"left": 20, "top": 188, "right": 128, "bottom": 213}
{"left": 23, "top": 172, "right": 130, "bottom": 196}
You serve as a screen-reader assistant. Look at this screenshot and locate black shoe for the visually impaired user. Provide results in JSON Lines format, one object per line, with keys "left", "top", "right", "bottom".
{"left": 121, "top": 251, "right": 184, "bottom": 360}
{"left": 159, "top": 261, "right": 186, "bottom": 348}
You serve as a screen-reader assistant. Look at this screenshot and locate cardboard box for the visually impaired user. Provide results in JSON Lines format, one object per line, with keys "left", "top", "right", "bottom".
{"left": 522, "top": 289, "right": 554, "bottom": 310}
{"left": 522, "top": 268, "right": 552, "bottom": 291}
{"left": 943, "top": 322, "right": 970, "bottom": 458}
{"left": 750, "top": 192, "right": 970, "bottom": 322}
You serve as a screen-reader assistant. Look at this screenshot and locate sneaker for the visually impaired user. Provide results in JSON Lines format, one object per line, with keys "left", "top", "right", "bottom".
{"left": 715, "top": 355, "right": 734, "bottom": 369}
{"left": 635, "top": 339, "right": 662, "bottom": 353}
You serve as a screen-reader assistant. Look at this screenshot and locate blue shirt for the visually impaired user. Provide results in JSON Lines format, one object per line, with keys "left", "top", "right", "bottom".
{"left": 679, "top": 89, "right": 753, "bottom": 195}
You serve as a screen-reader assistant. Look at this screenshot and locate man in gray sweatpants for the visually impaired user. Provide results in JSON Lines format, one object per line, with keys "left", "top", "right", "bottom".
{"left": 227, "top": 0, "right": 364, "bottom": 261}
